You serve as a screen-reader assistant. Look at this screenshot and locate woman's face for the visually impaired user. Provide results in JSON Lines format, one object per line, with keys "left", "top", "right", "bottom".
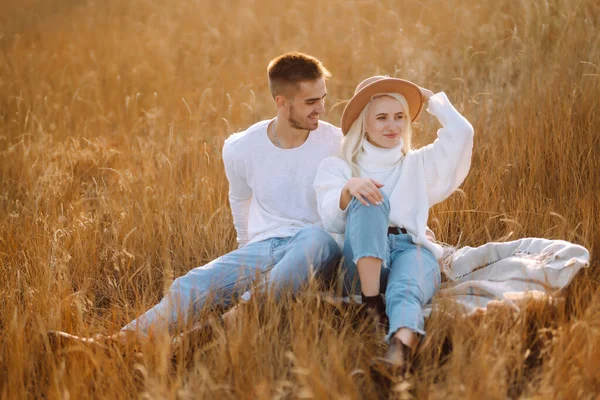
{"left": 365, "top": 95, "right": 405, "bottom": 148}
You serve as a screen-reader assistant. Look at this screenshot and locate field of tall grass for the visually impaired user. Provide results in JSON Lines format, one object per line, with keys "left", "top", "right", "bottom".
{"left": 1, "top": 0, "right": 599, "bottom": 398}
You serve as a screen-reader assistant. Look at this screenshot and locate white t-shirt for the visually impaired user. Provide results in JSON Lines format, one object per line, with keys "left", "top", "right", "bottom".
{"left": 222, "top": 119, "right": 342, "bottom": 246}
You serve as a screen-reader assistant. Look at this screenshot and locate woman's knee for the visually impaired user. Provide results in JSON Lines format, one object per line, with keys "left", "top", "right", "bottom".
{"left": 348, "top": 191, "right": 390, "bottom": 213}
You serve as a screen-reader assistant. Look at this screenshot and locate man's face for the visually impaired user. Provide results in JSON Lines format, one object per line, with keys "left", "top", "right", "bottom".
{"left": 284, "top": 77, "right": 327, "bottom": 131}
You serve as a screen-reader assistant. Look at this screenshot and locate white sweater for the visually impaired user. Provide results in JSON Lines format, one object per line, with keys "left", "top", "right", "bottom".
{"left": 313, "top": 92, "right": 474, "bottom": 259}
{"left": 222, "top": 119, "right": 342, "bottom": 247}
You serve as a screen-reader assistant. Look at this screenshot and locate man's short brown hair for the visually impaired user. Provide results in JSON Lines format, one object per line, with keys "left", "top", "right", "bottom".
{"left": 267, "top": 52, "right": 331, "bottom": 99}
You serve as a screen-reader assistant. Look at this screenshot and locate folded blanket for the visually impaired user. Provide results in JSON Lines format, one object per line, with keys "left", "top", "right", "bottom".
{"left": 424, "top": 237, "right": 590, "bottom": 317}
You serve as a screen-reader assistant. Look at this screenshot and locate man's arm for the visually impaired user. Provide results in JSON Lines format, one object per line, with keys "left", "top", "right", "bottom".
{"left": 222, "top": 141, "right": 252, "bottom": 247}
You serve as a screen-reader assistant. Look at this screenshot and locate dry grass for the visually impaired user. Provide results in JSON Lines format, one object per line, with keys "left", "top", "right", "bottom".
{"left": 1, "top": 0, "right": 599, "bottom": 398}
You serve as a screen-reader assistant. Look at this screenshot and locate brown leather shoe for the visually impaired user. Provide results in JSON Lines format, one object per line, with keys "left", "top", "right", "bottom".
{"left": 172, "top": 316, "right": 223, "bottom": 347}
{"left": 170, "top": 316, "right": 224, "bottom": 366}
{"left": 369, "top": 337, "right": 413, "bottom": 380}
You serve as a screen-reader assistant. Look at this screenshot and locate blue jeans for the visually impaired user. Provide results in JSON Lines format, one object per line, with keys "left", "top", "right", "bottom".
{"left": 122, "top": 226, "right": 341, "bottom": 335}
{"left": 342, "top": 194, "right": 441, "bottom": 340}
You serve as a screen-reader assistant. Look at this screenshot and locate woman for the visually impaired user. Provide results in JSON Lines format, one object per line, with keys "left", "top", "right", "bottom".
{"left": 314, "top": 76, "right": 474, "bottom": 374}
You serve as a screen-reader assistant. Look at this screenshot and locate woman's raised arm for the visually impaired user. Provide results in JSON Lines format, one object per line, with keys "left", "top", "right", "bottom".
{"left": 415, "top": 91, "right": 474, "bottom": 206}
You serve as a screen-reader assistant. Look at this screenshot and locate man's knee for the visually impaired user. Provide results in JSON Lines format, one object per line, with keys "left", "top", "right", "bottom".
{"left": 168, "top": 274, "right": 200, "bottom": 302}
{"left": 297, "top": 226, "right": 339, "bottom": 250}
{"left": 168, "top": 264, "right": 215, "bottom": 304}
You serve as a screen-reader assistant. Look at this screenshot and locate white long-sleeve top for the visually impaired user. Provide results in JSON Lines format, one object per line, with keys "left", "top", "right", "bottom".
{"left": 222, "top": 119, "right": 342, "bottom": 247}
{"left": 313, "top": 92, "right": 474, "bottom": 259}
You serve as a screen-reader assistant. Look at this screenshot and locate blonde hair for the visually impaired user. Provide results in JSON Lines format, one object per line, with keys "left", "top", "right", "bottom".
{"left": 341, "top": 93, "right": 413, "bottom": 177}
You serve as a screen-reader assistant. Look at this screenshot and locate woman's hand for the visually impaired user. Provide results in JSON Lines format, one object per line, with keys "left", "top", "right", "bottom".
{"left": 340, "top": 177, "right": 385, "bottom": 209}
{"left": 425, "top": 227, "right": 436, "bottom": 242}
{"left": 420, "top": 87, "right": 434, "bottom": 100}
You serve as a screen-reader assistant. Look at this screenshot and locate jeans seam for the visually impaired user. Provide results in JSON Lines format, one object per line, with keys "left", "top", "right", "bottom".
{"left": 269, "top": 239, "right": 278, "bottom": 264}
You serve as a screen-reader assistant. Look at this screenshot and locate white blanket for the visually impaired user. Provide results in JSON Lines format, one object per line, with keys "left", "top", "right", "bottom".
{"left": 424, "top": 237, "right": 590, "bottom": 317}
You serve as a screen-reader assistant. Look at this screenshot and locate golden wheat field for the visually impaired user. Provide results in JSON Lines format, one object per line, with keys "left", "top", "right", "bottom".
{"left": 1, "top": 0, "right": 599, "bottom": 398}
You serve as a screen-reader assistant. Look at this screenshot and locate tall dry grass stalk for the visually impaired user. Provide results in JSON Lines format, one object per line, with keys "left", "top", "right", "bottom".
{"left": 1, "top": 0, "right": 599, "bottom": 398}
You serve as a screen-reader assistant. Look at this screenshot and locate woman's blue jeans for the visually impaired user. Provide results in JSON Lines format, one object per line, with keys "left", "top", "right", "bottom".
{"left": 342, "top": 193, "right": 441, "bottom": 340}
{"left": 122, "top": 225, "right": 341, "bottom": 335}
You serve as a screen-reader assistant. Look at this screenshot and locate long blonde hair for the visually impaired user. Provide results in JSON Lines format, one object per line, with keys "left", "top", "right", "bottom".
{"left": 341, "top": 93, "right": 413, "bottom": 177}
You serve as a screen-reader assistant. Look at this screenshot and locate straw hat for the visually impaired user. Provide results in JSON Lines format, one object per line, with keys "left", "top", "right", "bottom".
{"left": 340, "top": 76, "right": 425, "bottom": 135}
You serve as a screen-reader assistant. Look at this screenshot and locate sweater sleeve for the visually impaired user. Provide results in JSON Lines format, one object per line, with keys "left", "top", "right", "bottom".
{"left": 222, "top": 139, "right": 252, "bottom": 247}
{"left": 416, "top": 92, "right": 474, "bottom": 206}
{"left": 313, "top": 156, "right": 352, "bottom": 234}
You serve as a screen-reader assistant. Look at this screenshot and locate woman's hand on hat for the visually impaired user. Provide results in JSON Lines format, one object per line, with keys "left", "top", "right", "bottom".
{"left": 420, "top": 87, "right": 434, "bottom": 100}
{"left": 343, "top": 177, "right": 385, "bottom": 207}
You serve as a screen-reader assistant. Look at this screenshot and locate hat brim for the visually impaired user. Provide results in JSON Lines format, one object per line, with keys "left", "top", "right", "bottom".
{"left": 340, "top": 78, "right": 425, "bottom": 135}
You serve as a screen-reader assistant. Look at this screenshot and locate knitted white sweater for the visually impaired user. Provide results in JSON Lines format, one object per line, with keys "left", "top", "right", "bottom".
{"left": 313, "top": 92, "right": 474, "bottom": 259}
{"left": 222, "top": 119, "right": 342, "bottom": 247}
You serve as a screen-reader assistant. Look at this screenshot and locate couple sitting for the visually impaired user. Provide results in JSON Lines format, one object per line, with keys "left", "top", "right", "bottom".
{"left": 50, "top": 52, "right": 474, "bottom": 375}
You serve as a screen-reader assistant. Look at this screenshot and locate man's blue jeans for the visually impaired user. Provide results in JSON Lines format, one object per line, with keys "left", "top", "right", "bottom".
{"left": 342, "top": 193, "right": 441, "bottom": 340}
{"left": 122, "top": 226, "right": 341, "bottom": 335}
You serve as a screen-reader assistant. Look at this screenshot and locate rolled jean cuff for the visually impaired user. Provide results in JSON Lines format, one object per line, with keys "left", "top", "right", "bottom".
{"left": 352, "top": 253, "right": 387, "bottom": 269}
{"left": 385, "top": 325, "right": 426, "bottom": 343}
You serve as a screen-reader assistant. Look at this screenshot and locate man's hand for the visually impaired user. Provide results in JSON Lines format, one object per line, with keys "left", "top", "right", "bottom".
{"left": 341, "top": 177, "right": 385, "bottom": 208}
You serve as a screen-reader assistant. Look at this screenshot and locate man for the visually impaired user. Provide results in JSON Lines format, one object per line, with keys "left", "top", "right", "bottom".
{"left": 49, "top": 52, "right": 343, "bottom": 345}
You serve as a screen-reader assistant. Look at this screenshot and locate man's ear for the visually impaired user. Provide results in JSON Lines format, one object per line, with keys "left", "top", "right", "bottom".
{"left": 275, "top": 94, "right": 287, "bottom": 109}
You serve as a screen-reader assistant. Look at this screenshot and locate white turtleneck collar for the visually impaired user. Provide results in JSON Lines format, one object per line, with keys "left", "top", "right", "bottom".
{"left": 357, "top": 139, "right": 404, "bottom": 172}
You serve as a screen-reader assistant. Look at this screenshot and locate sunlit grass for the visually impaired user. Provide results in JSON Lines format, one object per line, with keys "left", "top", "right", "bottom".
{"left": 1, "top": 0, "right": 599, "bottom": 398}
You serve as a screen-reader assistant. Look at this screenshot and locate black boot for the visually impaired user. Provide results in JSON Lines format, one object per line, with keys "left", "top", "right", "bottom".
{"left": 361, "top": 293, "right": 389, "bottom": 329}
